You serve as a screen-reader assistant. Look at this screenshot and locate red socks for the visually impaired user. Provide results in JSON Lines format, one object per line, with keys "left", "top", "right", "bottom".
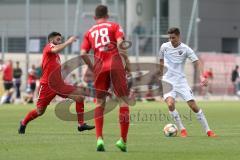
{"left": 94, "top": 105, "right": 129, "bottom": 142}
{"left": 21, "top": 102, "right": 85, "bottom": 127}
{"left": 119, "top": 106, "right": 130, "bottom": 143}
{"left": 22, "top": 109, "right": 39, "bottom": 126}
{"left": 94, "top": 106, "right": 104, "bottom": 139}
{"left": 76, "top": 102, "right": 84, "bottom": 126}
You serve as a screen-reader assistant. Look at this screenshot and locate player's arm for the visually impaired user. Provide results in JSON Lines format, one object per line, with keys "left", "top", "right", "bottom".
{"left": 193, "top": 60, "right": 208, "bottom": 86}
{"left": 158, "top": 44, "right": 165, "bottom": 78}
{"left": 187, "top": 46, "right": 208, "bottom": 86}
{"left": 81, "top": 49, "right": 94, "bottom": 71}
{"left": 51, "top": 36, "right": 76, "bottom": 53}
{"left": 80, "top": 32, "right": 93, "bottom": 71}
{"left": 117, "top": 38, "right": 131, "bottom": 74}
{"left": 114, "top": 24, "right": 131, "bottom": 74}
{"left": 159, "top": 59, "right": 164, "bottom": 78}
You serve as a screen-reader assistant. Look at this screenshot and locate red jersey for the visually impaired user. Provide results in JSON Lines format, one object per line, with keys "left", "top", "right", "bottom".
{"left": 40, "top": 43, "right": 62, "bottom": 84}
{"left": 28, "top": 74, "right": 37, "bottom": 84}
{"left": 3, "top": 64, "right": 13, "bottom": 81}
{"left": 28, "top": 70, "right": 37, "bottom": 84}
{"left": 81, "top": 21, "right": 125, "bottom": 72}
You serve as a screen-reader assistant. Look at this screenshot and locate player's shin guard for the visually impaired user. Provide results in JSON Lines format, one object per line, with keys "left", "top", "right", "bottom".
{"left": 119, "top": 106, "right": 129, "bottom": 143}
{"left": 94, "top": 106, "right": 104, "bottom": 139}
{"left": 195, "top": 109, "right": 210, "bottom": 133}
{"left": 76, "top": 102, "right": 84, "bottom": 126}
{"left": 22, "top": 109, "right": 39, "bottom": 126}
{"left": 169, "top": 109, "right": 185, "bottom": 130}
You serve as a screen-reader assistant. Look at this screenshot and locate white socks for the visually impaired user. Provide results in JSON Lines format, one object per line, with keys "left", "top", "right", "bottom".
{"left": 169, "top": 109, "right": 185, "bottom": 130}
{"left": 195, "top": 109, "right": 210, "bottom": 133}
{"left": 169, "top": 109, "right": 211, "bottom": 133}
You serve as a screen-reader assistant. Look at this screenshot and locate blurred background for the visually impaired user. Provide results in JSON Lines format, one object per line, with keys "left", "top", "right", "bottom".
{"left": 0, "top": 0, "right": 239, "bottom": 103}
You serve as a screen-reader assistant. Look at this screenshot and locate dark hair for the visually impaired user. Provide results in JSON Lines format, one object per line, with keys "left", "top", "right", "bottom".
{"left": 236, "top": 65, "right": 239, "bottom": 69}
{"left": 48, "top": 32, "right": 62, "bottom": 42}
{"left": 95, "top": 5, "right": 108, "bottom": 19}
{"left": 167, "top": 27, "right": 180, "bottom": 35}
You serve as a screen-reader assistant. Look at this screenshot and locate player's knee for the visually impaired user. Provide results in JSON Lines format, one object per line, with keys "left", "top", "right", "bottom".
{"left": 96, "top": 99, "right": 106, "bottom": 107}
{"left": 168, "top": 105, "right": 175, "bottom": 111}
{"left": 166, "top": 98, "right": 175, "bottom": 111}
{"left": 167, "top": 102, "right": 175, "bottom": 111}
{"left": 96, "top": 102, "right": 105, "bottom": 107}
{"left": 75, "top": 96, "right": 84, "bottom": 103}
{"left": 37, "top": 108, "right": 46, "bottom": 116}
{"left": 119, "top": 102, "right": 129, "bottom": 107}
{"left": 68, "top": 94, "right": 84, "bottom": 102}
{"left": 187, "top": 100, "right": 199, "bottom": 113}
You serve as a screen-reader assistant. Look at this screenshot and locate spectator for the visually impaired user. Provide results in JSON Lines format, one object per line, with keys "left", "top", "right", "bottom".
{"left": 0, "top": 59, "right": 4, "bottom": 98}
{"left": 70, "top": 73, "right": 78, "bottom": 86}
{"left": 144, "top": 85, "right": 155, "bottom": 102}
{"left": 231, "top": 65, "right": 239, "bottom": 95}
{"left": 35, "top": 64, "right": 42, "bottom": 79}
{"left": 134, "top": 65, "right": 143, "bottom": 101}
{"left": 133, "top": 21, "right": 146, "bottom": 36}
{"left": 82, "top": 65, "right": 94, "bottom": 102}
{"left": 1, "top": 60, "right": 14, "bottom": 103}
{"left": 13, "top": 61, "right": 23, "bottom": 101}
{"left": 35, "top": 64, "right": 42, "bottom": 97}
{"left": 133, "top": 21, "right": 147, "bottom": 52}
{"left": 62, "top": 64, "right": 71, "bottom": 83}
{"left": 25, "top": 65, "right": 37, "bottom": 103}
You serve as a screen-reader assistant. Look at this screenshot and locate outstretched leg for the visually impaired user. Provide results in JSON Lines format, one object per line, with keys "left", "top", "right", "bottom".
{"left": 187, "top": 100, "right": 216, "bottom": 137}
{"left": 18, "top": 107, "right": 47, "bottom": 134}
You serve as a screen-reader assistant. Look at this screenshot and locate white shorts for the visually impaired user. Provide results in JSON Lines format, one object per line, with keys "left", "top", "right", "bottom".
{"left": 163, "top": 81, "right": 195, "bottom": 102}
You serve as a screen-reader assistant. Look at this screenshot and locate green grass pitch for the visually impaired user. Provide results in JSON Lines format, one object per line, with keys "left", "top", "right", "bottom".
{"left": 0, "top": 101, "right": 239, "bottom": 160}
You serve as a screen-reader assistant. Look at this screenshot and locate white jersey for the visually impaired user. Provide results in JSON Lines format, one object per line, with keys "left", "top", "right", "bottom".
{"left": 159, "top": 42, "right": 198, "bottom": 84}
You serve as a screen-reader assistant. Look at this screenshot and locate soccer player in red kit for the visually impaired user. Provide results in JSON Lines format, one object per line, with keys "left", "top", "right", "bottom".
{"left": 81, "top": 5, "right": 131, "bottom": 152}
{"left": 18, "top": 32, "right": 94, "bottom": 134}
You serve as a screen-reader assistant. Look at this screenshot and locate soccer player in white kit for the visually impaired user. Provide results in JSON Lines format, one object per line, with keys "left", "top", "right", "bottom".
{"left": 159, "top": 27, "right": 216, "bottom": 137}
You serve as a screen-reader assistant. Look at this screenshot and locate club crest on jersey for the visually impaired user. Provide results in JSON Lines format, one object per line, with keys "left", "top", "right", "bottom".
{"left": 178, "top": 50, "right": 183, "bottom": 55}
{"left": 189, "top": 90, "right": 193, "bottom": 94}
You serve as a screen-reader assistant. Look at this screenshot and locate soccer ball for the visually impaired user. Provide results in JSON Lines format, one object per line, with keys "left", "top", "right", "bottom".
{"left": 163, "top": 123, "right": 178, "bottom": 137}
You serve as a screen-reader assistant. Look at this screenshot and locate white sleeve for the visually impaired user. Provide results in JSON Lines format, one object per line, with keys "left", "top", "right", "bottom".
{"left": 187, "top": 47, "right": 198, "bottom": 62}
{"left": 159, "top": 44, "right": 165, "bottom": 59}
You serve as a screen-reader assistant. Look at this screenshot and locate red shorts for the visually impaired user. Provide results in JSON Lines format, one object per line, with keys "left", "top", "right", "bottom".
{"left": 94, "top": 68, "right": 129, "bottom": 98}
{"left": 36, "top": 83, "right": 75, "bottom": 109}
